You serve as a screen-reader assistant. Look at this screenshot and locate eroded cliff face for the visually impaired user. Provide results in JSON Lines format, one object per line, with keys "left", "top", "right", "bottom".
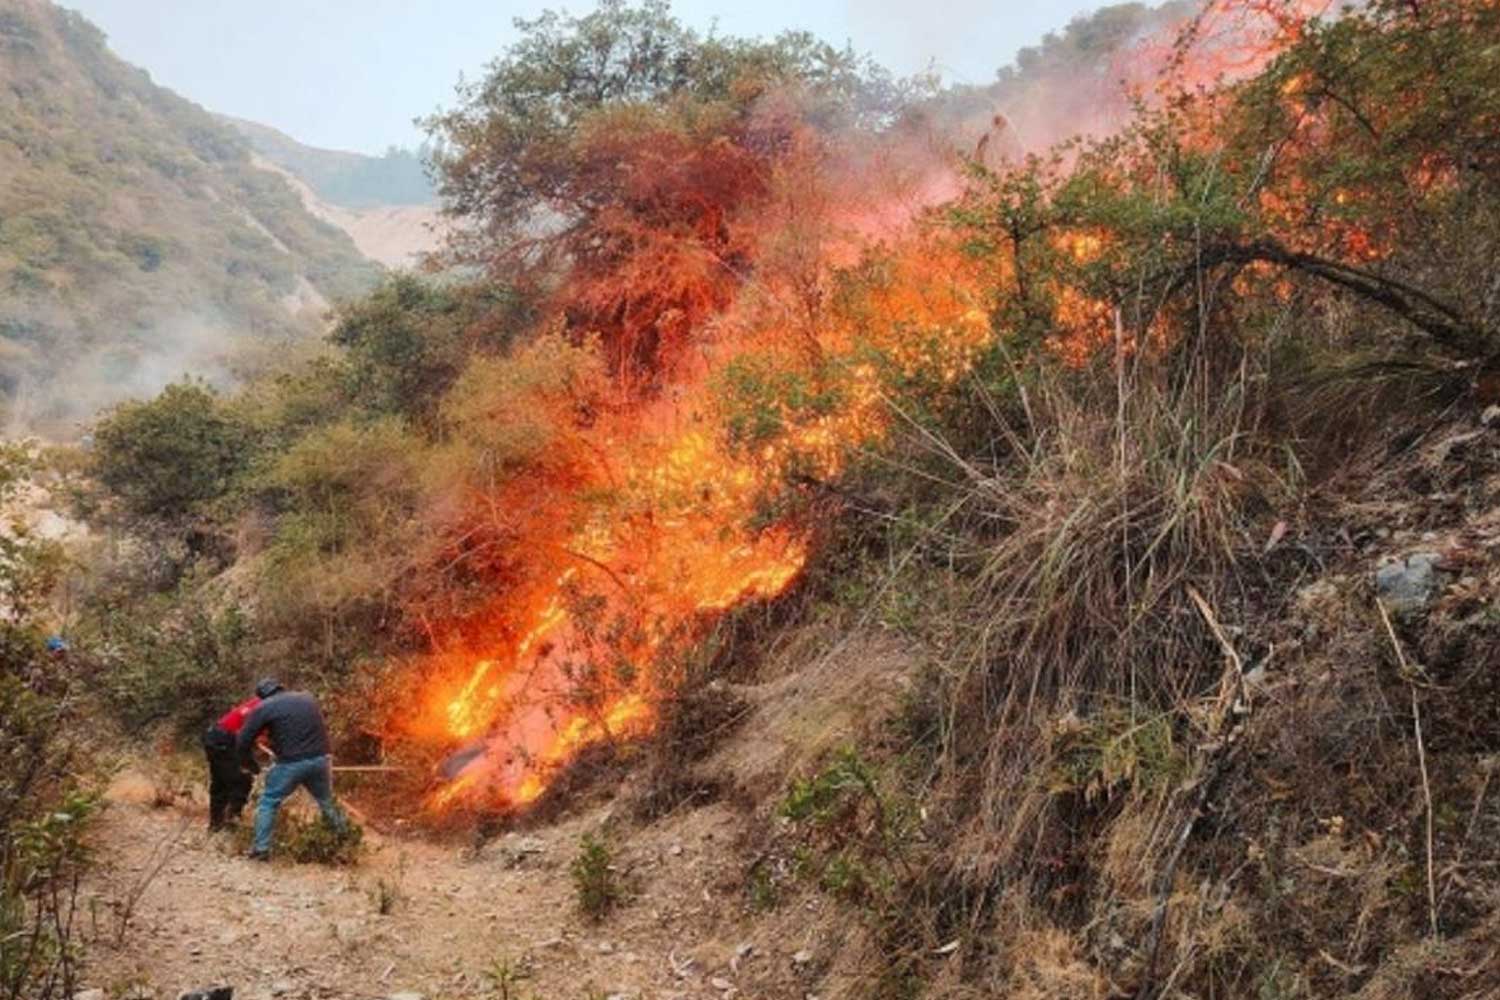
{"left": 248, "top": 152, "right": 442, "bottom": 271}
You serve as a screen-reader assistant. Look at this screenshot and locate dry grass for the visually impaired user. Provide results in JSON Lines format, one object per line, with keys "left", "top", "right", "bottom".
{"left": 891, "top": 348, "right": 1292, "bottom": 887}
{"left": 796, "top": 322, "right": 1500, "bottom": 996}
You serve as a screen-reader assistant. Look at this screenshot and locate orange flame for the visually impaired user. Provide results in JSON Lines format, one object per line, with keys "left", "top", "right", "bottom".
{"left": 403, "top": 238, "right": 990, "bottom": 813}
{"left": 400, "top": 0, "right": 1345, "bottom": 816}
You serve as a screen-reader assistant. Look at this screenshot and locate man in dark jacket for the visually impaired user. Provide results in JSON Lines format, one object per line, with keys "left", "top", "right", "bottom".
{"left": 201, "top": 691, "right": 261, "bottom": 831}
{"left": 236, "top": 678, "right": 346, "bottom": 861}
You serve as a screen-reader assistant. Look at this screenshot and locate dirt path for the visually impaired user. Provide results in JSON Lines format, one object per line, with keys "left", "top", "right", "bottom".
{"left": 77, "top": 638, "right": 913, "bottom": 999}
{"left": 80, "top": 770, "right": 831, "bottom": 1000}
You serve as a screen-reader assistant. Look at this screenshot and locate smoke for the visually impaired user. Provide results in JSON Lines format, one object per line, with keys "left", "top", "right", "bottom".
{"left": 841, "top": 0, "right": 1102, "bottom": 86}
{"left": 3, "top": 310, "right": 259, "bottom": 440}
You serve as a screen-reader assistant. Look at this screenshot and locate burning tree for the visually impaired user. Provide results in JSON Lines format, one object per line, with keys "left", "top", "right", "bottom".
{"left": 393, "top": 0, "right": 1500, "bottom": 816}
{"left": 383, "top": 1, "right": 945, "bottom": 811}
{"left": 426, "top": 0, "right": 904, "bottom": 385}
{"left": 952, "top": 0, "right": 1500, "bottom": 370}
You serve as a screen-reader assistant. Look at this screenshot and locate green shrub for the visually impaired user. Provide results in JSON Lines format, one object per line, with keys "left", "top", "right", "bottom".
{"left": 570, "top": 833, "right": 622, "bottom": 921}
{"left": 89, "top": 594, "right": 258, "bottom": 739}
{"left": 1048, "top": 708, "right": 1187, "bottom": 804}
{"left": 234, "top": 809, "right": 363, "bottom": 866}
{"left": 328, "top": 274, "right": 531, "bottom": 427}
{"left": 279, "top": 812, "right": 363, "bottom": 866}
{"left": 0, "top": 788, "right": 96, "bottom": 1000}
{"left": 780, "top": 750, "right": 914, "bottom": 908}
{"left": 0, "top": 450, "right": 95, "bottom": 999}
{"left": 91, "top": 381, "right": 257, "bottom": 525}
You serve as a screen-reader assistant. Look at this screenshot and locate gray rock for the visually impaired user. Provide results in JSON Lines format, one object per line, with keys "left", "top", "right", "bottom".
{"left": 334, "top": 918, "right": 366, "bottom": 946}
{"left": 1376, "top": 551, "right": 1444, "bottom": 615}
{"left": 386, "top": 994, "right": 424, "bottom": 1000}
{"left": 73, "top": 991, "right": 106, "bottom": 1000}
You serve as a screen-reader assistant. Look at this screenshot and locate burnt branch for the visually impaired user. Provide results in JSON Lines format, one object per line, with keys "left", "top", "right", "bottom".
{"left": 1167, "top": 239, "right": 1491, "bottom": 358}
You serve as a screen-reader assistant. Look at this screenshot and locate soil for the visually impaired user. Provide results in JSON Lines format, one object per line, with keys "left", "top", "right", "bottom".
{"left": 77, "top": 634, "right": 917, "bottom": 1000}
{"left": 85, "top": 775, "right": 773, "bottom": 1000}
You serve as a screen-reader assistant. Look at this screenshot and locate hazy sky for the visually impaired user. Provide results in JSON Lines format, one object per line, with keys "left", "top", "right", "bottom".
{"left": 62, "top": 1, "right": 1105, "bottom": 155}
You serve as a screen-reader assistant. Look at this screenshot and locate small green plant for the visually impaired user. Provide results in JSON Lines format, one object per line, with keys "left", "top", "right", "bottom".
{"left": 370, "top": 876, "right": 401, "bottom": 916}
{"left": 1048, "top": 709, "right": 1187, "bottom": 804}
{"left": 782, "top": 748, "right": 880, "bottom": 826}
{"left": 818, "top": 851, "right": 868, "bottom": 899}
{"left": 746, "top": 862, "right": 781, "bottom": 912}
{"left": 281, "top": 813, "right": 363, "bottom": 865}
{"left": 235, "top": 810, "right": 363, "bottom": 865}
{"left": 569, "top": 833, "right": 622, "bottom": 921}
{"left": 780, "top": 749, "right": 917, "bottom": 910}
{"left": 482, "top": 953, "right": 532, "bottom": 999}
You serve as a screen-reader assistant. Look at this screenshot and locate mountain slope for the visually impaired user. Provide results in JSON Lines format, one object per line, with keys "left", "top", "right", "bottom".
{"left": 0, "top": 0, "right": 382, "bottom": 434}
{"left": 243, "top": 147, "right": 442, "bottom": 270}
{"left": 223, "top": 117, "right": 442, "bottom": 269}
{"left": 223, "top": 115, "right": 435, "bottom": 209}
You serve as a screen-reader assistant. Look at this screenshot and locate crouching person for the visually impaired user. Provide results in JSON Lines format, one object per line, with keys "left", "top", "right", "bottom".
{"left": 202, "top": 690, "right": 261, "bottom": 831}
{"left": 236, "top": 678, "right": 347, "bottom": 861}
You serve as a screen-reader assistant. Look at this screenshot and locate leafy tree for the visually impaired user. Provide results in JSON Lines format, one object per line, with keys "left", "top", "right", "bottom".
{"left": 328, "top": 274, "right": 533, "bottom": 428}
{"left": 429, "top": 0, "right": 894, "bottom": 252}
{"left": 90, "top": 381, "right": 255, "bottom": 525}
{"left": 426, "top": 0, "right": 901, "bottom": 383}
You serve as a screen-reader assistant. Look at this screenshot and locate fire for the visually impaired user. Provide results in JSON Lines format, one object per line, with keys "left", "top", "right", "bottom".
{"left": 1169, "top": 0, "right": 1335, "bottom": 90}
{"left": 398, "top": 0, "right": 1350, "bottom": 816}
{"left": 398, "top": 231, "right": 992, "bottom": 814}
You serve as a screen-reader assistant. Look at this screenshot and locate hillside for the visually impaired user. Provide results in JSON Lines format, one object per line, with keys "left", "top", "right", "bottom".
{"left": 223, "top": 117, "right": 443, "bottom": 270}
{"left": 245, "top": 149, "right": 443, "bottom": 271}
{"left": 0, "top": 0, "right": 382, "bottom": 435}
{"left": 223, "top": 116, "right": 435, "bottom": 209}
{"left": 6, "top": 2, "right": 1500, "bottom": 999}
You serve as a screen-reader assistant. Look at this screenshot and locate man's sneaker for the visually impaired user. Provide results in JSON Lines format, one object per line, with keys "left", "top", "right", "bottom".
{"left": 246, "top": 849, "right": 270, "bottom": 862}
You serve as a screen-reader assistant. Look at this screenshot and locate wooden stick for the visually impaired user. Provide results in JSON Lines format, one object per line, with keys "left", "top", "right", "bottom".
{"left": 1376, "top": 598, "right": 1439, "bottom": 940}
{"left": 1134, "top": 588, "right": 1252, "bottom": 1000}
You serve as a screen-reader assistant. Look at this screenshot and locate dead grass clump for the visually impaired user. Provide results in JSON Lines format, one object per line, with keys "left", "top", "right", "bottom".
{"left": 909, "top": 355, "right": 1292, "bottom": 884}
{"left": 987, "top": 923, "right": 1109, "bottom": 1000}
{"left": 629, "top": 676, "right": 750, "bottom": 821}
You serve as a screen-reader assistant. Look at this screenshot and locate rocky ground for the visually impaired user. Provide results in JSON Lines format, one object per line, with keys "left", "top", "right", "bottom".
{"left": 82, "top": 773, "right": 799, "bottom": 1000}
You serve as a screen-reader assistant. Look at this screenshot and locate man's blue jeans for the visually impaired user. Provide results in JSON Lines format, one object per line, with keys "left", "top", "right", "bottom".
{"left": 252, "top": 755, "right": 345, "bottom": 854}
